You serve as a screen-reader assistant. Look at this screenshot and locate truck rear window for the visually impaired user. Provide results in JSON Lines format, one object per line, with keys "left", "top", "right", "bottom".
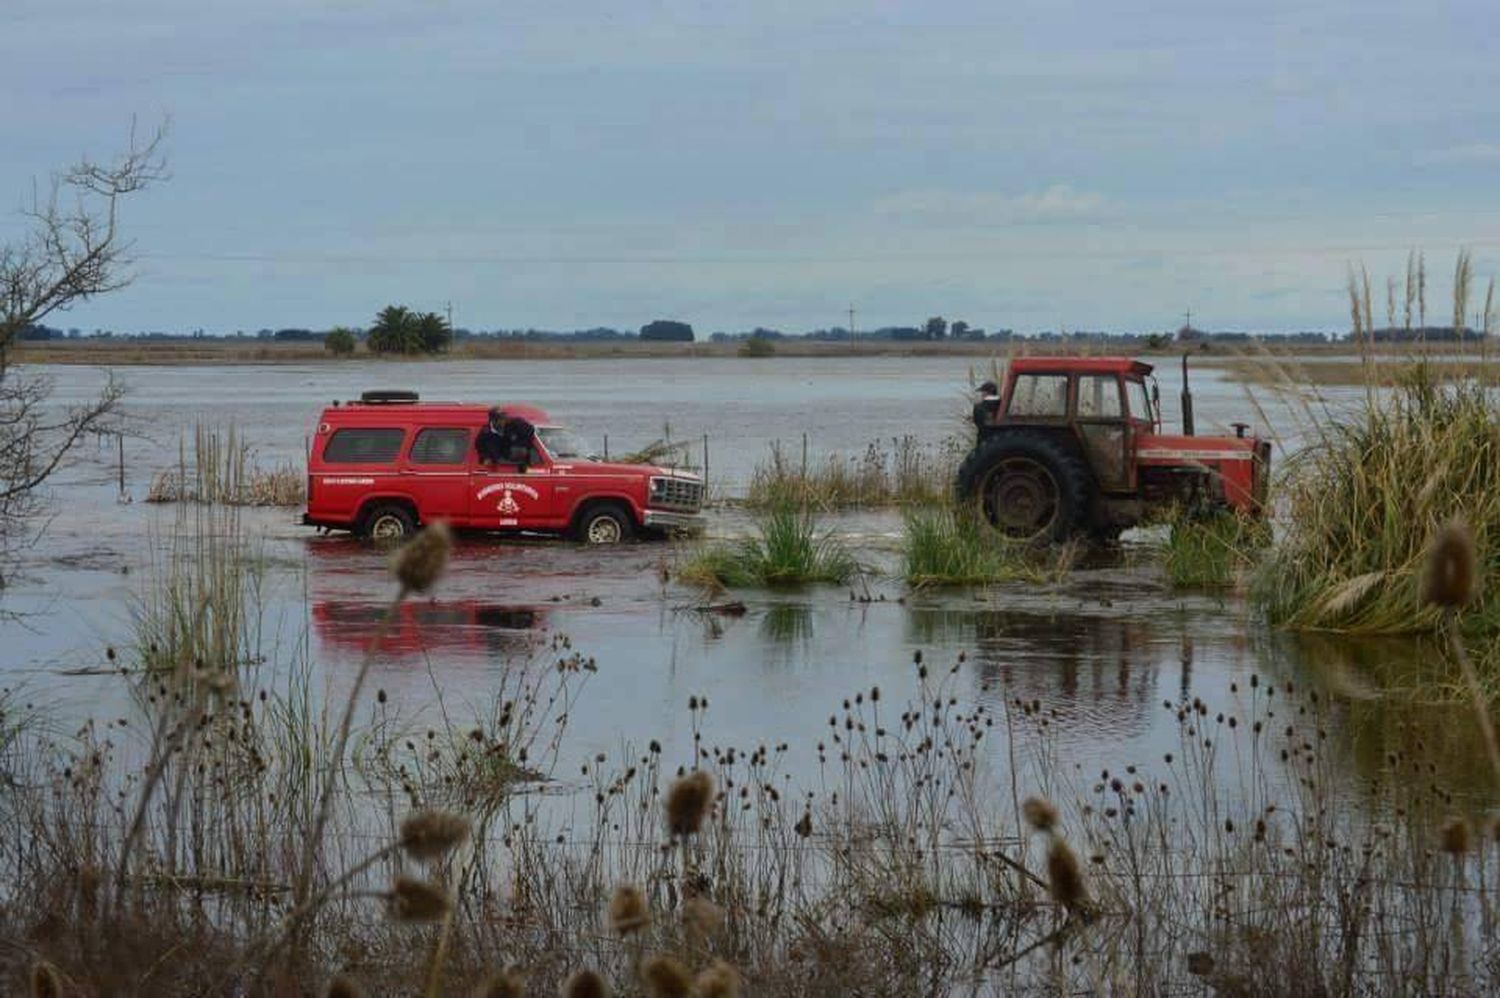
{"left": 323, "top": 428, "right": 405, "bottom": 464}
{"left": 409, "top": 428, "right": 470, "bottom": 465}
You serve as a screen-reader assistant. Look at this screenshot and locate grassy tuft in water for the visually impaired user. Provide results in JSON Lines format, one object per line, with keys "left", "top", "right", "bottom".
{"left": 901, "top": 504, "right": 1061, "bottom": 587}
{"left": 1255, "top": 365, "right": 1500, "bottom": 634}
{"left": 1162, "top": 511, "right": 1268, "bottom": 590}
{"left": 747, "top": 436, "right": 962, "bottom": 509}
{"left": 677, "top": 504, "right": 858, "bottom": 587}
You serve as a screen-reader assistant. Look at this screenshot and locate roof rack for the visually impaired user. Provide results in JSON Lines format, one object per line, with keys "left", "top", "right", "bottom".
{"left": 358, "top": 389, "right": 420, "bottom": 404}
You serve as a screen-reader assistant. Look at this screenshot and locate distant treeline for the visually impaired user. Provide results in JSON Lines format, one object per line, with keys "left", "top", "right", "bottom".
{"left": 22, "top": 320, "right": 1482, "bottom": 346}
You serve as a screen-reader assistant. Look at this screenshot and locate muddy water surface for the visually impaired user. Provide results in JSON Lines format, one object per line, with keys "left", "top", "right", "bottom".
{"left": 5, "top": 358, "right": 1474, "bottom": 807}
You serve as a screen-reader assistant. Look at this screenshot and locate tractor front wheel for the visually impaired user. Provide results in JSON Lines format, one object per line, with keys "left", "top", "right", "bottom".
{"left": 955, "top": 432, "right": 1093, "bottom": 543}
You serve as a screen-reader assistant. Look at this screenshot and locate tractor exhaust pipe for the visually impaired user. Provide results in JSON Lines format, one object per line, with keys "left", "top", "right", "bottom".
{"left": 1181, "top": 352, "right": 1195, "bottom": 436}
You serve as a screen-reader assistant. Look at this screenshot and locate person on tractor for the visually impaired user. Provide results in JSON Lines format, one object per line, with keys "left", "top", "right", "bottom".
{"left": 972, "top": 381, "right": 1001, "bottom": 434}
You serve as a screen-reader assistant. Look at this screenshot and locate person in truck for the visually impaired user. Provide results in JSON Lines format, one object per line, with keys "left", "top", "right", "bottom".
{"left": 476, "top": 407, "right": 509, "bottom": 465}
{"left": 499, "top": 410, "right": 536, "bottom": 471}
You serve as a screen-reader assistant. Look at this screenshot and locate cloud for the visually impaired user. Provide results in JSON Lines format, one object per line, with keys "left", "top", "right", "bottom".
{"left": 872, "top": 184, "right": 1110, "bottom": 225}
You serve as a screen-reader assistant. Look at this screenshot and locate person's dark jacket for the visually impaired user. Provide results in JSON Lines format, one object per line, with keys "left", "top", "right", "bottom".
{"left": 476, "top": 422, "right": 507, "bottom": 464}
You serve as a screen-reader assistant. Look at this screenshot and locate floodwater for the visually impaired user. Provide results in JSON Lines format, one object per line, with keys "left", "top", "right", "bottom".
{"left": 3, "top": 357, "right": 1478, "bottom": 806}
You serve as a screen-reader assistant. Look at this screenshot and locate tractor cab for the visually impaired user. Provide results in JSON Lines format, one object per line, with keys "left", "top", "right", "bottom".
{"left": 960, "top": 356, "right": 1269, "bottom": 541}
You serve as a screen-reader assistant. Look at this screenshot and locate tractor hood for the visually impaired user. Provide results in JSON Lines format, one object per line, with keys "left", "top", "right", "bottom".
{"left": 1136, "top": 433, "right": 1262, "bottom": 463}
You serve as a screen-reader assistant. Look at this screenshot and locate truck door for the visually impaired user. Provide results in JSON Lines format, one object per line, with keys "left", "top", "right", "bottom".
{"left": 404, "top": 427, "right": 474, "bottom": 522}
{"left": 1074, "top": 374, "right": 1133, "bottom": 492}
{"left": 470, "top": 441, "right": 557, "bottom": 531}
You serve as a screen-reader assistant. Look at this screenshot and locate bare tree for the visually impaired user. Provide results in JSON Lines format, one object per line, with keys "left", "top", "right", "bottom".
{"left": 0, "top": 122, "right": 167, "bottom": 571}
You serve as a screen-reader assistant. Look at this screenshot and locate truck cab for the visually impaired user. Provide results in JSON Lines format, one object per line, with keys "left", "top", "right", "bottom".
{"left": 302, "top": 391, "right": 704, "bottom": 543}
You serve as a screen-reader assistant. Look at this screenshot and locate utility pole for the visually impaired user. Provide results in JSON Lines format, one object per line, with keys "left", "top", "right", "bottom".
{"left": 446, "top": 300, "right": 454, "bottom": 330}
{"left": 848, "top": 303, "right": 856, "bottom": 350}
{"left": 1184, "top": 308, "right": 1192, "bottom": 333}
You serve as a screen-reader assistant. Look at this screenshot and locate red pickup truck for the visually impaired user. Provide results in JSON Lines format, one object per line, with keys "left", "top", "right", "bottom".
{"left": 301, "top": 391, "right": 704, "bottom": 543}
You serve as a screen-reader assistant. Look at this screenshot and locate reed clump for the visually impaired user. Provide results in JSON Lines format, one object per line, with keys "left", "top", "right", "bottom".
{"left": 747, "top": 436, "right": 962, "bottom": 509}
{"left": 1162, "top": 510, "right": 1268, "bottom": 590}
{"left": 146, "top": 423, "right": 304, "bottom": 506}
{"left": 1254, "top": 365, "right": 1500, "bottom": 634}
{"left": 676, "top": 504, "right": 857, "bottom": 587}
{"left": 901, "top": 503, "right": 1062, "bottom": 586}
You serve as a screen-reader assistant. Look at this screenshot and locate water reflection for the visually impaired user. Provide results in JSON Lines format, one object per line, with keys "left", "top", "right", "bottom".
{"left": 1276, "top": 630, "right": 1495, "bottom": 799}
{"left": 759, "top": 603, "right": 814, "bottom": 646}
{"left": 312, "top": 599, "right": 547, "bottom": 659}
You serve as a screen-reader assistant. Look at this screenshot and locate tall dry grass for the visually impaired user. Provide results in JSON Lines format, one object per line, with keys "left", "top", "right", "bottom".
{"left": 146, "top": 423, "right": 304, "bottom": 507}
{"left": 747, "top": 435, "right": 963, "bottom": 509}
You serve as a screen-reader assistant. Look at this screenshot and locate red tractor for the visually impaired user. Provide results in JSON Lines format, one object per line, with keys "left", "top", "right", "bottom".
{"left": 956, "top": 356, "right": 1271, "bottom": 541}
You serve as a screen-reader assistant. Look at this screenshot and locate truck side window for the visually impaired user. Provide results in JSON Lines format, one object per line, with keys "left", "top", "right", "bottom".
{"left": 1077, "top": 375, "right": 1123, "bottom": 418}
{"left": 1007, "top": 375, "right": 1069, "bottom": 417}
{"left": 409, "top": 428, "right": 470, "bottom": 465}
{"left": 323, "top": 428, "right": 406, "bottom": 464}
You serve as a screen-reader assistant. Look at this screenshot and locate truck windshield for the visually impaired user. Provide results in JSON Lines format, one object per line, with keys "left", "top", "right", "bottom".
{"left": 537, "top": 426, "right": 591, "bottom": 460}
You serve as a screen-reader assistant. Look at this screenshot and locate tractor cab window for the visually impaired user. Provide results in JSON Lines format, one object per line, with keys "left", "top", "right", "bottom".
{"left": 1007, "top": 374, "right": 1069, "bottom": 417}
{"left": 1076, "top": 375, "right": 1123, "bottom": 419}
{"left": 1127, "top": 379, "right": 1154, "bottom": 425}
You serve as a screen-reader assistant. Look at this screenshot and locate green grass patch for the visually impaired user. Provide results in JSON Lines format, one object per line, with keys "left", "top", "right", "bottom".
{"left": 677, "top": 504, "right": 858, "bottom": 588}
{"left": 1162, "top": 511, "right": 1268, "bottom": 589}
{"left": 901, "top": 504, "right": 1062, "bottom": 587}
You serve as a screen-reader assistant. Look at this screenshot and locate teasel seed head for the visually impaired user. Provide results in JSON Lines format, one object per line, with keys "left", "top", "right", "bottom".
{"left": 665, "top": 770, "right": 715, "bottom": 836}
{"left": 1440, "top": 816, "right": 1471, "bottom": 855}
{"left": 323, "top": 974, "right": 367, "bottom": 998}
{"left": 1021, "top": 796, "right": 1059, "bottom": 834}
{"left": 560, "top": 969, "right": 611, "bottom": 998}
{"left": 473, "top": 966, "right": 527, "bottom": 998}
{"left": 683, "top": 896, "right": 725, "bottom": 944}
{"left": 607, "top": 883, "right": 650, "bottom": 935}
{"left": 388, "top": 875, "right": 452, "bottom": 922}
{"left": 1423, "top": 518, "right": 1477, "bottom": 608}
{"left": 29, "top": 962, "right": 62, "bottom": 998}
{"left": 399, "top": 809, "right": 472, "bottom": 862}
{"left": 391, "top": 521, "right": 453, "bottom": 595}
{"left": 692, "top": 960, "right": 742, "bottom": 998}
{"left": 641, "top": 955, "right": 692, "bottom": 998}
{"left": 1046, "top": 837, "right": 1088, "bottom": 910}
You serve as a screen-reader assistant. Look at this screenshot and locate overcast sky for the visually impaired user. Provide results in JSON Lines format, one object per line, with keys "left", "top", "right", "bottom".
{"left": 4, "top": 0, "right": 1498, "bottom": 334}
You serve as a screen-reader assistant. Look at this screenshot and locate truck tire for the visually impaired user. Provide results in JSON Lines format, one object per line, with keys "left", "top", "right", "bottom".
{"left": 361, "top": 502, "right": 417, "bottom": 542}
{"left": 573, "top": 502, "right": 635, "bottom": 544}
{"left": 955, "top": 431, "right": 1093, "bottom": 542}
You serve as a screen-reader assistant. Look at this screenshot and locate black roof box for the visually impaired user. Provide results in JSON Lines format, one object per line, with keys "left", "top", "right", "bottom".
{"left": 359, "top": 389, "right": 420, "bottom": 404}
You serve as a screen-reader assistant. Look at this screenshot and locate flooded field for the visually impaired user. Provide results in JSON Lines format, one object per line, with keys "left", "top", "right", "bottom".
{"left": 4, "top": 357, "right": 1471, "bottom": 794}
{"left": 6, "top": 356, "right": 1497, "bottom": 994}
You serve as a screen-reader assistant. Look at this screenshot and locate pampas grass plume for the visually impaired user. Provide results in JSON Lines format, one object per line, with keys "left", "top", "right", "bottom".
{"left": 641, "top": 955, "right": 692, "bottom": 998}
{"left": 1424, "top": 519, "right": 1477, "bottom": 608}
{"left": 1046, "top": 837, "right": 1088, "bottom": 910}
{"left": 666, "top": 770, "right": 715, "bottom": 836}
{"left": 400, "top": 809, "right": 472, "bottom": 861}
{"left": 392, "top": 521, "right": 453, "bottom": 595}
{"left": 324, "top": 974, "right": 367, "bottom": 998}
{"left": 692, "top": 960, "right": 741, "bottom": 998}
{"left": 474, "top": 966, "right": 527, "bottom": 998}
{"left": 608, "top": 883, "right": 650, "bottom": 935}
{"left": 560, "top": 969, "right": 610, "bottom": 998}
{"left": 389, "top": 875, "right": 452, "bottom": 922}
{"left": 1021, "top": 796, "right": 1059, "bottom": 833}
{"left": 29, "top": 962, "right": 62, "bottom": 998}
{"left": 1441, "top": 816, "right": 1471, "bottom": 855}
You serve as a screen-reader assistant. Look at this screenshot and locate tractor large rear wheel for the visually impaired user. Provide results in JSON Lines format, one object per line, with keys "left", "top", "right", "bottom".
{"left": 955, "top": 432, "right": 1093, "bottom": 543}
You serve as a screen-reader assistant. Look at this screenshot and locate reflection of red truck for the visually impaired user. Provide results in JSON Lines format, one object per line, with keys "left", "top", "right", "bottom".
{"left": 301, "top": 392, "right": 704, "bottom": 542}
{"left": 313, "top": 599, "right": 546, "bottom": 658}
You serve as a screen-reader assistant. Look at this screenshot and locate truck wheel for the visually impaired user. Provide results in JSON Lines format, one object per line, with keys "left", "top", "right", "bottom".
{"left": 361, "top": 503, "right": 416, "bottom": 542}
{"left": 955, "top": 432, "right": 1093, "bottom": 542}
{"left": 574, "top": 503, "right": 635, "bottom": 544}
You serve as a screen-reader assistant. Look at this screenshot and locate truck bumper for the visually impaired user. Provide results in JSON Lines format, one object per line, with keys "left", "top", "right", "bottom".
{"left": 643, "top": 509, "right": 705, "bottom": 534}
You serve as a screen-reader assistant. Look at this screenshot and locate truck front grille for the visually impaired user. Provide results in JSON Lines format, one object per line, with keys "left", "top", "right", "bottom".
{"left": 651, "top": 477, "right": 704, "bottom": 512}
